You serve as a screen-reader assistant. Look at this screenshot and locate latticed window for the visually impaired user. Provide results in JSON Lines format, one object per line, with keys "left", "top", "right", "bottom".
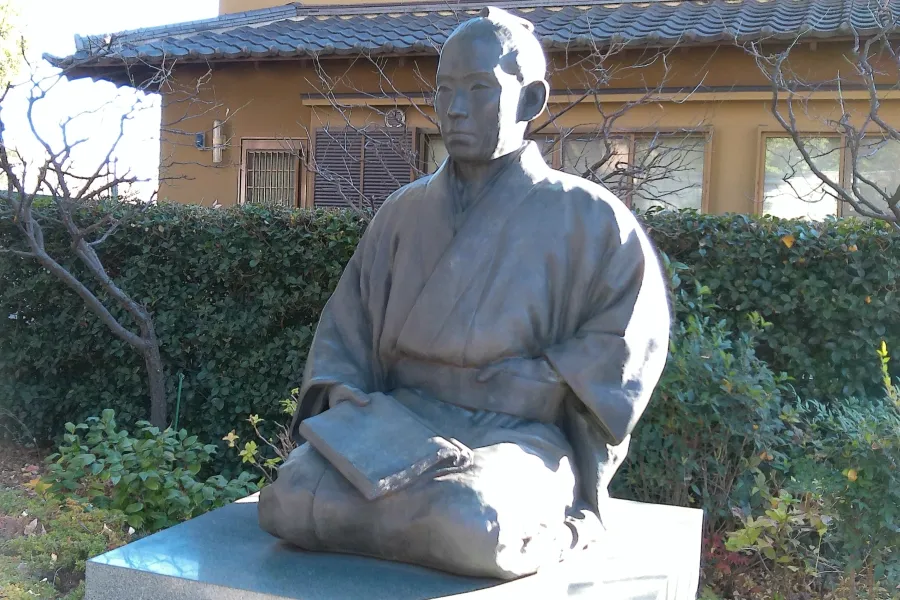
{"left": 241, "top": 140, "right": 302, "bottom": 207}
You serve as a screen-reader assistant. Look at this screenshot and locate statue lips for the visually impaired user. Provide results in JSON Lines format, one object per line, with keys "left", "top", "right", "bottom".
{"left": 444, "top": 131, "right": 476, "bottom": 140}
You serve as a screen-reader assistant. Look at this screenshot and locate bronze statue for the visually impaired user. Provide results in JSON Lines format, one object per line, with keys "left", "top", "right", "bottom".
{"left": 258, "top": 6, "right": 670, "bottom": 580}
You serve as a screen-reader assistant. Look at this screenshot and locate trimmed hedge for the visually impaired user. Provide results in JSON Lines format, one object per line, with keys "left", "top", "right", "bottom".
{"left": 0, "top": 204, "right": 364, "bottom": 448}
{"left": 646, "top": 212, "right": 899, "bottom": 399}
{"left": 0, "top": 204, "right": 897, "bottom": 446}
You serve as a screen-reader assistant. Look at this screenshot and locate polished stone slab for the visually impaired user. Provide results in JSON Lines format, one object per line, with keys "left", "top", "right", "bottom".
{"left": 85, "top": 494, "right": 702, "bottom": 600}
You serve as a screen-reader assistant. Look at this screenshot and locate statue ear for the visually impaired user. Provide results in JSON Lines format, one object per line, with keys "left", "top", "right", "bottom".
{"left": 518, "top": 80, "right": 549, "bottom": 123}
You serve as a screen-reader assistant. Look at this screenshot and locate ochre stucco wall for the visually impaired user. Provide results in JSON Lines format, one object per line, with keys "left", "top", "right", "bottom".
{"left": 158, "top": 44, "right": 900, "bottom": 214}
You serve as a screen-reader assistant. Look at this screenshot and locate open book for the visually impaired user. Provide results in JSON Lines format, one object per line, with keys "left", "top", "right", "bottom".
{"left": 297, "top": 392, "right": 474, "bottom": 501}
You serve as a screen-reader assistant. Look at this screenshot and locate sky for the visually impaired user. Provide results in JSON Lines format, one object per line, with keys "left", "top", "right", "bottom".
{"left": 6, "top": 0, "right": 218, "bottom": 197}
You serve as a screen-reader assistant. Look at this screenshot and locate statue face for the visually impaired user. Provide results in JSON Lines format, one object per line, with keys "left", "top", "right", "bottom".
{"left": 434, "top": 32, "right": 526, "bottom": 163}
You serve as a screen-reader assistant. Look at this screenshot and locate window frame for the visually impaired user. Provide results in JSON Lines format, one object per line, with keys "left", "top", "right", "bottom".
{"left": 239, "top": 138, "right": 306, "bottom": 208}
{"left": 555, "top": 127, "right": 712, "bottom": 212}
{"left": 754, "top": 129, "right": 852, "bottom": 218}
{"left": 418, "top": 129, "right": 445, "bottom": 176}
{"left": 413, "top": 126, "right": 712, "bottom": 213}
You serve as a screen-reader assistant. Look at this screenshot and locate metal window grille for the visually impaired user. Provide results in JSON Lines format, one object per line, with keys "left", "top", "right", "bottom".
{"left": 245, "top": 149, "right": 298, "bottom": 207}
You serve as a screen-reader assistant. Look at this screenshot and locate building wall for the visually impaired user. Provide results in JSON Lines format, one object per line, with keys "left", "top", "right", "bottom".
{"left": 158, "top": 44, "right": 900, "bottom": 214}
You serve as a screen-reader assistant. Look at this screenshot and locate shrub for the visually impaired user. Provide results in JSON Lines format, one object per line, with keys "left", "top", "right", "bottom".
{"left": 1, "top": 205, "right": 897, "bottom": 446}
{"left": 780, "top": 392, "right": 900, "bottom": 587}
{"left": 613, "top": 272, "right": 791, "bottom": 535}
{"left": 40, "top": 410, "right": 259, "bottom": 531}
{"left": 0, "top": 204, "right": 364, "bottom": 449}
{"left": 717, "top": 346, "right": 900, "bottom": 596}
{"left": 644, "top": 211, "right": 900, "bottom": 401}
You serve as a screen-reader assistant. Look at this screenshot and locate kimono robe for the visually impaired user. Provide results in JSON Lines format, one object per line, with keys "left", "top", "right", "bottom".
{"left": 258, "top": 141, "right": 670, "bottom": 579}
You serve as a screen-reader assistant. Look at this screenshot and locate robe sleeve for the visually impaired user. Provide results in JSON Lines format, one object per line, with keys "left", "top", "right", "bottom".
{"left": 289, "top": 207, "right": 392, "bottom": 442}
{"left": 543, "top": 217, "right": 670, "bottom": 447}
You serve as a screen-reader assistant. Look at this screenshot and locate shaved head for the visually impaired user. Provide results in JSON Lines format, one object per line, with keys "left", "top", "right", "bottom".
{"left": 443, "top": 7, "right": 547, "bottom": 86}
{"left": 434, "top": 7, "right": 550, "bottom": 164}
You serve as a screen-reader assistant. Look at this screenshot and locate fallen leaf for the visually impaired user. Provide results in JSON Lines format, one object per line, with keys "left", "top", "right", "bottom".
{"left": 50, "top": 553, "right": 57, "bottom": 563}
{"left": 847, "top": 468, "right": 858, "bottom": 482}
{"left": 781, "top": 234, "right": 795, "bottom": 248}
{"left": 23, "top": 519, "right": 39, "bottom": 536}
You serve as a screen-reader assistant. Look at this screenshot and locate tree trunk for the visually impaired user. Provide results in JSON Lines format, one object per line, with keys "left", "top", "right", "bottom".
{"left": 141, "top": 323, "right": 167, "bottom": 428}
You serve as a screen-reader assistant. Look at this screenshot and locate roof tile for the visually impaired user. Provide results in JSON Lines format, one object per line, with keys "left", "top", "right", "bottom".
{"left": 47, "top": 0, "right": 900, "bottom": 80}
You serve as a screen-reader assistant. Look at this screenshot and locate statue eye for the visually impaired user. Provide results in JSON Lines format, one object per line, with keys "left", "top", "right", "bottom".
{"left": 471, "top": 82, "right": 490, "bottom": 91}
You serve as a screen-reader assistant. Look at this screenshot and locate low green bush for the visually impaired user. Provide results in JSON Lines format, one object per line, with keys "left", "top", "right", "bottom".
{"left": 40, "top": 410, "right": 259, "bottom": 531}
{"left": 0, "top": 204, "right": 364, "bottom": 450}
{"left": 644, "top": 210, "right": 900, "bottom": 400}
{"left": 613, "top": 262, "right": 791, "bottom": 535}
{"left": 724, "top": 387, "right": 900, "bottom": 596}
{"left": 779, "top": 391, "right": 900, "bottom": 586}
{"left": 1, "top": 205, "right": 897, "bottom": 448}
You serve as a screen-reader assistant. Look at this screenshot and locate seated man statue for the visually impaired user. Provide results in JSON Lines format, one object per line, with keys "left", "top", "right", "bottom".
{"left": 258, "top": 6, "right": 670, "bottom": 580}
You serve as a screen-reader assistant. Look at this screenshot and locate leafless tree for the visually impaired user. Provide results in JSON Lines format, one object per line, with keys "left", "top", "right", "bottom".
{"left": 292, "top": 39, "right": 708, "bottom": 215}
{"left": 744, "top": 0, "right": 900, "bottom": 226}
{"left": 0, "top": 48, "right": 236, "bottom": 428}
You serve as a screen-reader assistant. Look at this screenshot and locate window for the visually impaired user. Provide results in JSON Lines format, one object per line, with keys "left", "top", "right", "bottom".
{"left": 241, "top": 140, "right": 302, "bottom": 207}
{"left": 561, "top": 133, "right": 707, "bottom": 211}
{"left": 845, "top": 137, "right": 900, "bottom": 218}
{"left": 421, "top": 133, "right": 557, "bottom": 175}
{"left": 563, "top": 136, "right": 631, "bottom": 196}
{"left": 763, "top": 135, "right": 900, "bottom": 220}
{"left": 632, "top": 135, "right": 705, "bottom": 212}
{"left": 762, "top": 136, "right": 841, "bottom": 220}
{"left": 313, "top": 128, "right": 413, "bottom": 209}
{"left": 422, "top": 133, "right": 448, "bottom": 175}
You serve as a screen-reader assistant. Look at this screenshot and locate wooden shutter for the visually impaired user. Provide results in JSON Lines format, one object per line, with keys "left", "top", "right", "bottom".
{"left": 312, "top": 128, "right": 413, "bottom": 210}
{"left": 313, "top": 129, "right": 363, "bottom": 208}
{"left": 361, "top": 129, "right": 414, "bottom": 209}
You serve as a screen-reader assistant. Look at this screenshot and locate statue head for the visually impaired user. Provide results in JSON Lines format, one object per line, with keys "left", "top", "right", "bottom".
{"left": 435, "top": 7, "right": 549, "bottom": 164}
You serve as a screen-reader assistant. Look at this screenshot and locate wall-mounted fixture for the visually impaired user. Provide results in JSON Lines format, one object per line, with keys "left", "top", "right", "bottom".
{"left": 212, "top": 120, "right": 224, "bottom": 164}
{"left": 195, "top": 132, "right": 205, "bottom": 149}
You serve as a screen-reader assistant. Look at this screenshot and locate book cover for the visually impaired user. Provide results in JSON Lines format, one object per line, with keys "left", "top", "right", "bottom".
{"left": 297, "top": 392, "right": 473, "bottom": 501}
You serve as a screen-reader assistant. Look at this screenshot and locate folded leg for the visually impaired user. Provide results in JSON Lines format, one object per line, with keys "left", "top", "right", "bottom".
{"left": 258, "top": 420, "right": 593, "bottom": 579}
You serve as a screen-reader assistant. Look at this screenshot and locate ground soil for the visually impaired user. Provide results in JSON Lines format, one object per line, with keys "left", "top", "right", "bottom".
{"left": 0, "top": 440, "right": 46, "bottom": 492}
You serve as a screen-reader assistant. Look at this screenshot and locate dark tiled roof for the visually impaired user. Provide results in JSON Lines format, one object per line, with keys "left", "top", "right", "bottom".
{"left": 46, "top": 0, "right": 900, "bottom": 78}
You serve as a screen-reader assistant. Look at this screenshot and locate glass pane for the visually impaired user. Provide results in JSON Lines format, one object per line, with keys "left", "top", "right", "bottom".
{"left": 424, "top": 135, "right": 448, "bottom": 174}
{"left": 763, "top": 137, "right": 840, "bottom": 220}
{"left": 632, "top": 135, "right": 705, "bottom": 212}
{"left": 845, "top": 137, "right": 900, "bottom": 218}
{"left": 562, "top": 137, "right": 630, "bottom": 197}
{"left": 528, "top": 135, "right": 558, "bottom": 164}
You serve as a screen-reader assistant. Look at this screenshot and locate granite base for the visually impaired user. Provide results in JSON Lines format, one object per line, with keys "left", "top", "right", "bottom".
{"left": 85, "top": 494, "right": 702, "bottom": 600}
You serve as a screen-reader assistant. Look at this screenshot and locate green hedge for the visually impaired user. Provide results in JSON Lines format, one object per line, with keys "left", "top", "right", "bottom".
{"left": 0, "top": 205, "right": 897, "bottom": 446}
{"left": 646, "top": 211, "right": 899, "bottom": 399}
{"left": 0, "top": 204, "right": 364, "bottom": 448}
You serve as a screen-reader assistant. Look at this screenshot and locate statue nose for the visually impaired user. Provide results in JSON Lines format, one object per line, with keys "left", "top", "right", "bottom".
{"left": 448, "top": 92, "right": 468, "bottom": 118}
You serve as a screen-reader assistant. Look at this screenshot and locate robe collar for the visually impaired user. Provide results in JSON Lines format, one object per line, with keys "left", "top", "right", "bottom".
{"left": 393, "top": 140, "right": 551, "bottom": 362}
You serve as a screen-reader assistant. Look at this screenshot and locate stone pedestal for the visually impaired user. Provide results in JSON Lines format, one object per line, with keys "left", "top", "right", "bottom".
{"left": 85, "top": 494, "right": 702, "bottom": 600}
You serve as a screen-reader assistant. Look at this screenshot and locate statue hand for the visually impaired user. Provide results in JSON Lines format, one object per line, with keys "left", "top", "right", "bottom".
{"left": 475, "top": 356, "right": 561, "bottom": 384}
{"left": 328, "top": 383, "right": 372, "bottom": 408}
